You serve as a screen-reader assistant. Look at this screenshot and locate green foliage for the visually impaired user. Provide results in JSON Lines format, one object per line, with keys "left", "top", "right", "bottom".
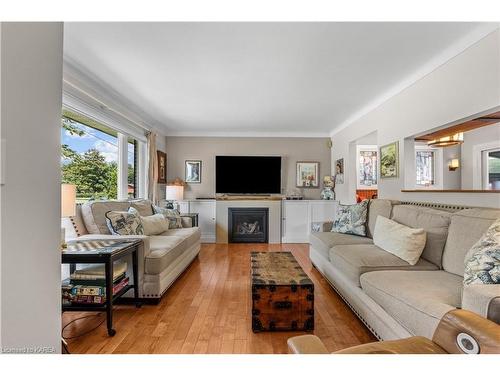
{"left": 62, "top": 149, "right": 117, "bottom": 200}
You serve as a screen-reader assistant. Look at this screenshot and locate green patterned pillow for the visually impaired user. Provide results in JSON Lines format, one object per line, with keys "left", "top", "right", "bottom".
{"left": 331, "top": 200, "right": 369, "bottom": 237}
{"left": 464, "top": 218, "right": 500, "bottom": 285}
{"left": 105, "top": 207, "right": 144, "bottom": 235}
{"left": 152, "top": 205, "right": 183, "bottom": 229}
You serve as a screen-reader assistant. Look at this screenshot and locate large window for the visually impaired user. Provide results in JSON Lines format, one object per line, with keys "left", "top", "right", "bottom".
{"left": 61, "top": 110, "right": 138, "bottom": 202}
{"left": 416, "top": 149, "right": 435, "bottom": 186}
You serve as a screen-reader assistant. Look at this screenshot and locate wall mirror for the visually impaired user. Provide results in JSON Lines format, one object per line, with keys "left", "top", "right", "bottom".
{"left": 403, "top": 108, "right": 500, "bottom": 192}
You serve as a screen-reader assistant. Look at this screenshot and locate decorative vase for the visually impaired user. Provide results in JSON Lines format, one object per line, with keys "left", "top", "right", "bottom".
{"left": 320, "top": 186, "right": 335, "bottom": 200}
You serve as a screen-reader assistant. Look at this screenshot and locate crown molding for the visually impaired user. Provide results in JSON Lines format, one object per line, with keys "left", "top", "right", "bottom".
{"left": 63, "top": 57, "right": 168, "bottom": 137}
{"left": 164, "top": 130, "right": 331, "bottom": 138}
{"left": 329, "top": 23, "right": 500, "bottom": 138}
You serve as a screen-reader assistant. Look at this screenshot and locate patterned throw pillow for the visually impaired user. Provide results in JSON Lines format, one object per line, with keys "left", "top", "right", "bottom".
{"left": 152, "top": 205, "right": 183, "bottom": 229}
{"left": 331, "top": 200, "right": 369, "bottom": 237}
{"left": 464, "top": 218, "right": 500, "bottom": 285}
{"left": 105, "top": 207, "right": 144, "bottom": 235}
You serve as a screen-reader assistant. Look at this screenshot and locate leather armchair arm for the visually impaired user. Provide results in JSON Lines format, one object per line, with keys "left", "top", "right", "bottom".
{"left": 462, "top": 284, "right": 500, "bottom": 324}
{"left": 287, "top": 335, "right": 329, "bottom": 354}
{"left": 432, "top": 309, "right": 500, "bottom": 354}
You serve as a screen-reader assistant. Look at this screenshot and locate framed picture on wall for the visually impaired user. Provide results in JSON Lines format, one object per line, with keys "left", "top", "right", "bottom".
{"left": 356, "top": 145, "right": 378, "bottom": 189}
{"left": 380, "top": 141, "right": 399, "bottom": 178}
{"left": 157, "top": 151, "right": 167, "bottom": 184}
{"left": 335, "top": 158, "right": 344, "bottom": 184}
{"left": 296, "top": 161, "right": 319, "bottom": 188}
{"left": 185, "top": 160, "right": 202, "bottom": 183}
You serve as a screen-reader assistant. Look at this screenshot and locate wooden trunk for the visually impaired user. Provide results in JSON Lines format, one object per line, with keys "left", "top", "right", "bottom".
{"left": 251, "top": 252, "right": 314, "bottom": 332}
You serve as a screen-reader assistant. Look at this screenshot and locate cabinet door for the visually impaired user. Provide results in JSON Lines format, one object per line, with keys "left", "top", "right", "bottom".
{"left": 309, "top": 201, "right": 337, "bottom": 223}
{"left": 189, "top": 200, "right": 216, "bottom": 243}
{"left": 282, "top": 201, "right": 309, "bottom": 243}
{"left": 178, "top": 201, "right": 190, "bottom": 214}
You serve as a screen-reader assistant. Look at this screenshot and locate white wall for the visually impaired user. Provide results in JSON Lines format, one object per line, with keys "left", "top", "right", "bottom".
{"left": 331, "top": 29, "right": 500, "bottom": 208}
{"left": 0, "top": 23, "right": 63, "bottom": 353}
{"left": 165, "top": 136, "right": 332, "bottom": 200}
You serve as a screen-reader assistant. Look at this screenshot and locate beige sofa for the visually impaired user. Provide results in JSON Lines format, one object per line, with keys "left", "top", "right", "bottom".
{"left": 309, "top": 199, "right": 500, "bottom": 340}
{"left": 66, "top": 199, "right": 201, "bottom": 301}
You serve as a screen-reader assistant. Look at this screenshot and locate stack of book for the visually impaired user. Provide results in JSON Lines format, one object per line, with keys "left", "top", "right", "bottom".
{"left": 62, "top": 261, "right": 129, "bottom": 306}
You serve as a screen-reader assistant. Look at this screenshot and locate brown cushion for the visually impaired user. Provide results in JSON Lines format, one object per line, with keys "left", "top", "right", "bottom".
{"left": 391, "top": 205, "right": 451, "bottom": 268}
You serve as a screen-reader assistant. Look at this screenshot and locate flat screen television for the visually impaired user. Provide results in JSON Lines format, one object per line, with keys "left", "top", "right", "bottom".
{"left": 216, "top": 156, "right": 282, "bottom": 194}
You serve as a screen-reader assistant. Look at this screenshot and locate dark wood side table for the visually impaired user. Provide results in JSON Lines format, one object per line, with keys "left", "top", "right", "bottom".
{"left": 61, "top": 239, "right": 142, "bottom": 336}
{"left": 181, "top": 213, "right": 199, "bottom": 227}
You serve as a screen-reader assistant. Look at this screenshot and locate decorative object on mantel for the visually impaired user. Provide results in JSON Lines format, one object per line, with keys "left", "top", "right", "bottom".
{"left": 296, "top": 161, "right": 319, "bottom": 188}
{"left": 157, "top": 151, "right": 167, "bottom": 184}
{"left": 320, "top": 175, "right": 336, "bottom": 200}
{"left": 380, "top": 141, "right": 399, "bottom": 178}
{"left": 61, "top": 184, "right": 76, "bottom": 249}
{"left": 335, "top": 158, "right": 344, "bottom": 184}
{"left": 285, "top": 188, "right": 304, "bottom": 200}
{"left": 185, "top": 160, "right": 202, "bottom": 183}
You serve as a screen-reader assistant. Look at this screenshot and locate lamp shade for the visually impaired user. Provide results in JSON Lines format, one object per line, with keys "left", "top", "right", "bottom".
{"left": 166, "top": 185, "right": 184, "bottom": 201}
{"left": 61, "top": 184, "right": 76, "bottom": 217}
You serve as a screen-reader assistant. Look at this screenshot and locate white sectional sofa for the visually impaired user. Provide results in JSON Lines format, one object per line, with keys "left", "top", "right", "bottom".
{"left": 309, "top": 199, "right": 500, "bottom": 340}
{"left": 67, "top": 199, "right": 201, "bottom": 301}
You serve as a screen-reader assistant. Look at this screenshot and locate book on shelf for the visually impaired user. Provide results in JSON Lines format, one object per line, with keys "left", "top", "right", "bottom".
{"left": 62, "top": 276, "right": 130, "bottom": 306}
{"left": 69, "top": 272, "right": 126, "bottom": 287}
{"left": 70, "top": 261, "right": 128, "bottom": 281}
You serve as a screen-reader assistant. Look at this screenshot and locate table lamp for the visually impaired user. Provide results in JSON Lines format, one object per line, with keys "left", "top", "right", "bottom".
{"left": 166, "top": 184, "right": 184, "bottom": 211}
{"left": 61, "top": 184, "right": 76, "bottom": 249}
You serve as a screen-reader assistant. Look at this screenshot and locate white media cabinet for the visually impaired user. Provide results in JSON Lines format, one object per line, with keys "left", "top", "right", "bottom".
{"left": 179, "top": 199, "right": 338, "bottom": 244}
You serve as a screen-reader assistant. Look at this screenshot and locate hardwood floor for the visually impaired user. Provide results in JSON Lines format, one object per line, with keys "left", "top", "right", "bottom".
{"left": 62, "top": 243, "right": 376, "bottom": 354}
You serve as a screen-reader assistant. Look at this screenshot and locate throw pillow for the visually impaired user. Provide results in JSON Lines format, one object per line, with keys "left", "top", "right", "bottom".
{"left": 464, "top": 218, "right": 500, "bottom": 285}
{"left": 141, "top": 213, "right": 170, "bottom": 235}
{"left": 152, "top": 205, "right": 183, "bottom": 229}
{"left": 373, "top": 216, "right": 427, "bottom": 265}
{"left": 331, "top": 200, "right": 369, "bottom": 236}
{"left": 105, "top": 207, "right": 144, "bottom": 235}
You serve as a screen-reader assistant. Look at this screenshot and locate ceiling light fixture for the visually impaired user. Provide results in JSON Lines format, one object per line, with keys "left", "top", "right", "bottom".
{"left": 428, "top": 132, "right": 464, "bottom": 148}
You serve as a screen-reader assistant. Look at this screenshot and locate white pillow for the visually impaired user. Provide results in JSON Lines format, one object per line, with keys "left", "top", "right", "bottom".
{"left": 140, "top": 213, "right": 170, "bottom": 235}
{"left": 373, "top": 216, "right": 427, "bottom": 265}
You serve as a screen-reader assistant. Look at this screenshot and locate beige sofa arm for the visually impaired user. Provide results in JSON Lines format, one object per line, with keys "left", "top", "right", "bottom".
{"left": 462, "top": 284, "right": 500, "bottom": 324}
{"left": 287, "top": 335, "right": 329, "bottom": 354}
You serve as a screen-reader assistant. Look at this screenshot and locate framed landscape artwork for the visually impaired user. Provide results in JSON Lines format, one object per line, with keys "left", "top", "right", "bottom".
{"left": 157, "top": 151, "right": 167, "bottom": 184}
{"left": 380, "top": 141, "right": 399, "bottom": 178}
{"left": 185, "top": 160, "right": 202, "bottom": 183}
{"left": 296, "top": 161, "right": 319, "bottom": 188}
{"left": 335, "top": 158, "right": 344, "bottom": 184}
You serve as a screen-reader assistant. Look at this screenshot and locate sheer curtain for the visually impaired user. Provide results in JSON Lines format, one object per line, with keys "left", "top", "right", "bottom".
{"left": 147, "top": 132, "right": 158, "bottom": 203}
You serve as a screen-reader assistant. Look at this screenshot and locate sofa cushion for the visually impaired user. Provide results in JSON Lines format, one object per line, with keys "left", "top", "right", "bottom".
{"left": 309, "top": 232, "right": 373, "bottom": 259}
{"left": 329, "top": 244, "right": 438, "bottom": 286}
{"left": 464, "top": 217, "right": 500, "bottom": 285}
{"left": 161, "top": 227, "right": 201, "bottom": 249}
{"left": 332, "top": 200, "right": 369, "bottom": 236}
{"left": 391, "top": 205, "right": 451, "bottom": 268}
{"left": 443, "top": 208, "right": 500, "bottom": 277}
{"left": 153, "top": 205, "right": 183, "bottom": 229}
{"left": 373, "top": 216, "right": 426, "bottom": 265}
{"left": 105, "top": 207, "right": 144, "bottom": 235}
{"left": 145, "top": 236, "right": 186, "bottom": 275}
{"left": 81, "top": 200, "right": 153, "bottom": 234}
{"left": 366, "top": 199, "right": 398, "bottom": 238}
{"left": 360, "top": 270, "right": 463, "bottom": 338}
{"left": 141, "top": 213, "right": 170, "bottom": 236}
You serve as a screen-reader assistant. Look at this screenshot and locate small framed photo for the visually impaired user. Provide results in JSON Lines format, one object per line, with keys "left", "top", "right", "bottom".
{"left": 296, "top": 161, "right": 319, "bottom": 188}
{"left": 185, "top": 160, "right": 202, "bottom": 183}
{"left": 157, "top": 151, "right": 167, "bottom": 184}
{"left": 380, "top": 141, "right": 399, "bottom": 178}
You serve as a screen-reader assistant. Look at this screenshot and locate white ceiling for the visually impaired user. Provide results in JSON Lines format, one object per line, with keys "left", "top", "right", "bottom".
{"left": 63, "top": 22, "right": 496, "bottom": 137}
